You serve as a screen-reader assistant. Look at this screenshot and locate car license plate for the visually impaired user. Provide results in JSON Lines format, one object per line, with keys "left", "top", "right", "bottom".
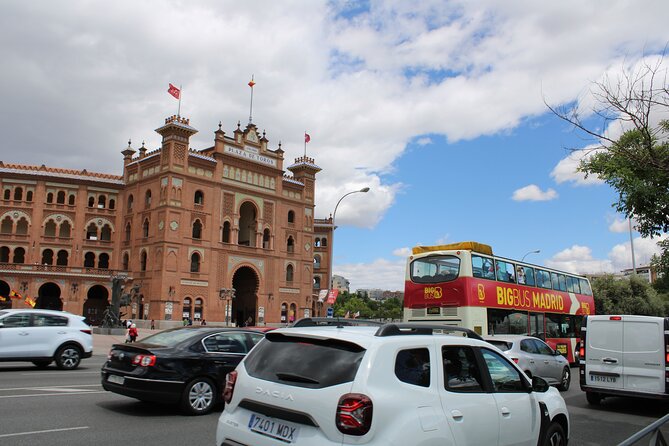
{"left": 590, "top": 375, "right": 616, "bottom": 383}
{"left": 107, "top": 375, "right": 124, "bottom": 385}
{"left": 248, "top": 412, "right": 299, "bottom": 443}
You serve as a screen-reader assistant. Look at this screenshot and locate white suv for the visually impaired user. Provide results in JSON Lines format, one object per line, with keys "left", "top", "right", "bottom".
{"left": 0, "top": 309, "right": 93, "bottom": 369}
{"left": 216, "top": 320, "right": 569, "bottom": 446}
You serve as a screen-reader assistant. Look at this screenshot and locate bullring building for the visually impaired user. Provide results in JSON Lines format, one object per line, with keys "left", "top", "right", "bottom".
{"left": 0, "top": 115, "right": 333, "bottom": 326}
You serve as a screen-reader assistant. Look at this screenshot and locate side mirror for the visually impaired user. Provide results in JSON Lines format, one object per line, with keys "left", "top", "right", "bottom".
{"left": 532, "top": 376, "right": 550, "bottom": 393}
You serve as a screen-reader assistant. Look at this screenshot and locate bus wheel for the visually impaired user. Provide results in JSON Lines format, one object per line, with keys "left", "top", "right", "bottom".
{"left": 586, "top": 391, "right": 602, "bottom": 405}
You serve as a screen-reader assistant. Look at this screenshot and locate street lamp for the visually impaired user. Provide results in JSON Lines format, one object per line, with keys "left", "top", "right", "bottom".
{"left": 219, "top": 287, "right": 236, "bottom": 326}
{"left": 328, "top": 187, "right": 370, "bottom": 299}
{"left": 521, "top": 249, "right": 541, "bottom": 262}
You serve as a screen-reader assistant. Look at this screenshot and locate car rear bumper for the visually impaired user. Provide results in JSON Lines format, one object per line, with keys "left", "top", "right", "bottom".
{"left": 580, "top": 384, "right": 669, "bottom": 400}
{"left": 101, "top": 370, "right": 184, "bottom": 404}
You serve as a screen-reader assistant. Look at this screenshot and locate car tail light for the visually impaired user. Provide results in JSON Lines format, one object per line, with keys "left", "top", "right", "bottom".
{"left": 336, "top": 393, "right": 373, "bottom": 436}
{"left": 511, "top": 357, "right": 519, "bottom": 364}
{"left": 80, "top": 329, "right": 92, "bottom": 335}
{"left": 610, "top": 316, "right": 622, "bottom": 321}
{"left": 132, "top": 354, "right": 156, "bottom": 367}
{"left": 223, "top": 371, "right": 237, "bottom": 404}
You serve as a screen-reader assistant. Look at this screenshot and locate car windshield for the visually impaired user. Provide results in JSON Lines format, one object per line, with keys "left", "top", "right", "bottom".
{"left": 0, "top": 311, "right": 8, "bottom": 318}
{"left": 139, "top": 328, "right": 201, "bottom": 347}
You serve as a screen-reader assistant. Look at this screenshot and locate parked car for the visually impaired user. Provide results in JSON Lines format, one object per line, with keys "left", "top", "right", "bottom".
{"left": 484, "top": 334, "right": 571, "bottom": 391}
{"left": 580, "top": 314, "right": 669, "bottom": 405}
{"left": 216, "top": 322, "right": 570, "bottom": 446}
{"left": 101, "top": 326, "right": 268, "bottom": 415}
{"left": 0, "top": 309, "right": 93, "bottom": 369}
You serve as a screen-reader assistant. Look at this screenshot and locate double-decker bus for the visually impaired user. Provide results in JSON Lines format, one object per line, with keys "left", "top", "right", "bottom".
{"left": 403, "top": 241, "right": 594, "bottom": 364}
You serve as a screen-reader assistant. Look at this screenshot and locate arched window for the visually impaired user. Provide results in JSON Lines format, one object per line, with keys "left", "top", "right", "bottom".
{"left": 56, "top": 191, "right": 66, "bottom": 204}
{"left": 100, "top": 224, "right": 112, "bottom": 241}
{"left": 87, "top": 196, "right": 94, "bottom": 207}
{"left": 47, "top": 192, "right": 54, "bottom": 203}
{"left": 222, "top": 221, "right": 231, "bottom": 243}
{"left": 122, "top": 252, "right": 129, "bottom": 270}
{"left": 313, "top": 276, "right": 321, "bottom": 289}
{"left": 287, "top": 236, "right": 295, "bottom": 253}
{"left": 1, "top": 217, "right": 13, "bottom": 234}
{"left": 26, "top": 191, "right": 33, "bottom": 202}
{"left": 86, "top": 222, "right": 98, "bottom": 240}
{"left": 13, "top": 247, "right": 25, "bottom": 264}
{"left": 321, "top": 237, "right": 328, "bottom": 247}
{"left": 263, "top": 229, "right": 271, "bottom": 249}
{"left": 84, "top": 252, "right": 95, "bottom": 268}
{"left": 14, "top": 187, "right": 23, "bottom": 201}
{"left": 59, "top": 221, "right": 71, "bottom": 238}
{"left": 140, "top": 251, "right": 147, "bottom": 271}
{"left": 127, "top": 194, "right": 134, "bottom": 211}
{"left": 98, "top": 195, "right": 106, "bottom": 208}
{"left": 45, "top": 220, "right": 57, "bottom": 237}
{"left": 190, "top": 252, "right": 201, "bottom": 273}
{"left": 42, "top": 249, "right": 54, "bottom": 265}
{"left": 142, "top": 219, "right": 149, "bottom": 238}
{"left": 0, "top": 246, "right": 9, "bottom": 262}
{"left": 109, "top": 199, "right": 115, "bottom": 210}
{"left": 68, "top": 194, "right": 75, "bottom": 205}
{"left": 288, "top": 210, "right": 295, "bottom": 223}
{"left": 194, "top": 190, "right": 204, "bottom": 205}
{"left": 192, "top": 220, "right": 202, "bottom": 239}
{"left": 56, "top": 250, "right": 68, "bottom": 266}
{"left": 286, "top": 264, "right": 294, "bottom": 282}
{"left": 98, "top": 253, "right": 110, "bottom": 269}
{"left": 3, "top": 189, "right": 9, "bottom": 200}
{"left": 314, "top": 238, "right": 321, "bottom": 247}
{"left": 145, "top": 190, "right": 152, "bottom": 208}
{"left": 314, "top": 255, "right": 321, "bottom": 269}
{"left": 125, "top": 222, "right": 131, "bottom": 241}
{"left": 16, "top": 218, "right": 28, "bottom": 235}
{"left": 194, "top": 298, "right": 203, "bottom": 321}
{"left": 183, "top": 298, "right": 192, "bottom": 318}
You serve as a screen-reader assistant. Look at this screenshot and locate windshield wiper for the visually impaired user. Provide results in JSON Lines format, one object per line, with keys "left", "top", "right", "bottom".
{"left": 275, "top": 372, "right": 320, "bottom": 384}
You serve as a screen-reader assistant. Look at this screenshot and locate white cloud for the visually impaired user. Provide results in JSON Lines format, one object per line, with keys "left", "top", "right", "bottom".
{"left": 392, "top": 247, "right": 412, "bottom": 258}
{"left": 335, "top": 257, "right": 407, "bottom": 293}
{"left": 550, "top": 146, "right": 604, "bottom": 186}
{"left": 512, "top": 184, "right": 558, "bottom": 201}
{"left": 608, "top": 217, "right": 638, "bottom": 233}
{"left": 416, "top": 137, "right": 432, "bottom": 146}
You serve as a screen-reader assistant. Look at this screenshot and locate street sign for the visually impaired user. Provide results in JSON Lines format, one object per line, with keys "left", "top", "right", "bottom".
{"left": 326, "top": 307, "right": 334, "bottom": 318}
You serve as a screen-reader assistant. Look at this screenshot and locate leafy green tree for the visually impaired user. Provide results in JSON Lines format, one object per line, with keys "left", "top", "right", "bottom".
{"left": 592, "top": 274, "right": 668, "bottom": 316}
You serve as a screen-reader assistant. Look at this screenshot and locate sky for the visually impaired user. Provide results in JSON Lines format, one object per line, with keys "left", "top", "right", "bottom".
{"left": 1, "top": 1, "right": 668, "bottom": 292}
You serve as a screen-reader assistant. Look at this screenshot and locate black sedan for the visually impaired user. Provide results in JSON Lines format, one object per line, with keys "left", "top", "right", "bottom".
{"left": 101, "top": 326, "right": 266, "bottom": 415}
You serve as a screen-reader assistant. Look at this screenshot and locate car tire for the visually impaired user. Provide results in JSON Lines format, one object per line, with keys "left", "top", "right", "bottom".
{"left": 542, "top": 422, "right": 566, "bottom": 446}
{"left": 55, "top": 345, "right": 82, "bottom": 370}
{"left": 557, "top": 367, "right": 570, "bottom": 391}
{"left": 586, "top": 391, "right": 602, "bottom": 405}
{"left": 32, "top": 360, "right": 52, "bottom": 369}
{"left": 181, "top": 377, "right": 217, "bottom": 415}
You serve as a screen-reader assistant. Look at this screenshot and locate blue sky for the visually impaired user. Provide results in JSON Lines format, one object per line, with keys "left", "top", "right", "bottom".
{"left": 1, "top": 1, "right": 668, "bottom": 291}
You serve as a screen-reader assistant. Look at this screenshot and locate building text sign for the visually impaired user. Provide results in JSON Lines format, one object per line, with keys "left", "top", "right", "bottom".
{"left": 225, "top": 145, "right": 277, "bottom": 167}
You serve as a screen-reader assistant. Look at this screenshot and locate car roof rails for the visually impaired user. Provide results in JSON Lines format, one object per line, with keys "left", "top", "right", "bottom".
{"left": 375, "top": 323, "right": 484, "bottom": 340}
{"left": 291, "top": 317, "right": 384, "bottom": 328}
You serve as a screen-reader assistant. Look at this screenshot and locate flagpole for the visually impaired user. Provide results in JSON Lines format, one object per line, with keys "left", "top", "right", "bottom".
{"left": 304, "top": 131, "right": 307, "bottom": 157}
{"left": 248, "top": 75, "right": 254, "bottom": 124}
{"left": 178, "top": 84, "right": 182, "bottom": 117}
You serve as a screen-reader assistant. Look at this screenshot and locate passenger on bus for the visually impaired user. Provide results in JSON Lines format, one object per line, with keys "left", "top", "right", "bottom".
{"left": 517, "top": 266, "right": 526, "bottom": 285}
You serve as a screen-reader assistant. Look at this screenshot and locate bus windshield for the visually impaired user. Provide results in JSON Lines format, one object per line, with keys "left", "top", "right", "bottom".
{"left": 410, "top": 255, "right": 460, "bottom": 283}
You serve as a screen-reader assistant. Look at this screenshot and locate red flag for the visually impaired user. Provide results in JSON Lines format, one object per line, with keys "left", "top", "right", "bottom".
{"left": 304, "top": 133, "right": 311, "bottom": 143}
{"left": 248, "top": 77, "right": 256, "bottom": 88}
{"left": 168, "top": 83, "right": 181, "bottom": 99}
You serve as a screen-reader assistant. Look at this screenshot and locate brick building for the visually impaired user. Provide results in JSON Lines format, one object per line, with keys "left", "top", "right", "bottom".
{"left": 0, "top": 115, "right": 333, "bottom": 326}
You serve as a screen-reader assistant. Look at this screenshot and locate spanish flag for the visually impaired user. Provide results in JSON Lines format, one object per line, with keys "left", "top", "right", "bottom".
{"left": 0, "top": 295, "right": 7, "bottom": 302}
{"left": 9, "top": 290, "right": 21, "bottom": 299}
{"left": 24, "top": 296, "right": 36, "bottom": 308}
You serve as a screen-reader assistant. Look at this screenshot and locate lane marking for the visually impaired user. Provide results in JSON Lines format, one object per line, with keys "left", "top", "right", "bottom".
{"left": 0, "top": 426, "right": 89, "bottom": 438}
{"left": 0, "top": 391, "right": 106, "bottom": 399}
{"left": 0, "top": 384, "right": 101, "bottom": 391}
{"left": 19, "top": 371, "right": 101, "bottom": 376}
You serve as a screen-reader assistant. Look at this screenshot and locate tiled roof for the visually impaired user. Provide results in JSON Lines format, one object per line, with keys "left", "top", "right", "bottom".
{"left": 282, "top": 177, "right": 304, "bottom": 186}
{"left": 0, "top": 163, "right": 124, "bottom": 185}
{"left": 126, "top": 151, "right": 160, "bottom": 166}
{"left": 189, "top": 151, "right": 216, "bottom": 163}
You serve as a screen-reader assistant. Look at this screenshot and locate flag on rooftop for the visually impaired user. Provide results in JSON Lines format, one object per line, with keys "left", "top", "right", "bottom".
{"left": 305, "top": 133, "right": 311, "bottom": 143}
{"left": 248, "top": 76, "right": 255, "bottom": 88}
{"left": 168, "top": 83, "right": 181, "bottom": 100}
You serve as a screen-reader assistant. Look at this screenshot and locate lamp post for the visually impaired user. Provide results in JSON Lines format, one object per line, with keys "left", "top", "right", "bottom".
{"left": 521, "top": 249, "right": 541, "bottom": 262}
{"left": 328, "top": 187, "right": 370, "bottom": 301}
{"left": 219, "top": 287, "right": 236, "bottom": 326}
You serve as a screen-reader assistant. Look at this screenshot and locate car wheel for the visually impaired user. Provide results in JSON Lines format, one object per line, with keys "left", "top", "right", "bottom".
{"left": 586, "top": 391, "right": 602, "bottom": 405}
{"left": 542, "top": 422, "right": 566, "bottom": 446}
{"left": 55, "top": 345, "right": 82, "bottom": 370}
{"left": 32, "top": 360, "right": 52, "bottom": 369}
{"left": 557, "top": 367, "right": 570, "bottom": 391}
{"left": 181, "top": 377, "right": 217, "bottom": 415}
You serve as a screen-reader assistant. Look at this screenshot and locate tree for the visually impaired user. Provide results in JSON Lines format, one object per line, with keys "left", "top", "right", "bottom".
{"left": 591, "top": 274, "right": 668, "bottom": 316}
{"left": 547, "top": 56, "right": 669, "bottom": 270}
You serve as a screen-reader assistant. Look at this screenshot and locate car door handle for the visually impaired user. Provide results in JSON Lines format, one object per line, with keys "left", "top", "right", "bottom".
{"left": 450, "top": 410, "right": 463, "bottom": 421}
{"left": 544, "top": 360, "right": 549, "bottom": 364}
{"left": 18, "top": 332, "right": 29, "bottom": 336}
{"left": 500, "top": 407, "right": 511, "bottom": 417}
{"left": 57, "top": 331, "right": 67, "bottom": 334}
{"left": 602, "top": 357, "right": 618, "bottom": 364}
{"left": 529, "top": 359, "right": 534, "bottom": 363}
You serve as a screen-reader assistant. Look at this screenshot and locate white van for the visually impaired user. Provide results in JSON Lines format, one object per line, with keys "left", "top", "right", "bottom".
{"left": 579, "top": 315, "right": 669, "bottom": 405}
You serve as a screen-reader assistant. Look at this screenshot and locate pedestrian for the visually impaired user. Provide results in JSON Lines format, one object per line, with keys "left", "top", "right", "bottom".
{"left": 188, "top": 318, "right": 193, "bottom": 326}
{"left": 183, "top": 317, "right": 188, "bottom": 326}
{"left": 200, "top": 319, "right": 207, "bottom": 326}
{"left": 128, "top": 323, "right": 138, "bottom": 342}
{"left": 126, "top": 319, "right": 133, "bottom": 329}
{"left": 150, "top": 319, "right": 155, "bottom": 330}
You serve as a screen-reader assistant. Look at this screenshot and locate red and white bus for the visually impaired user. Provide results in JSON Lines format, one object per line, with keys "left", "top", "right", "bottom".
{"left": 403, "top": 241, "right": 594, "bottom": 364}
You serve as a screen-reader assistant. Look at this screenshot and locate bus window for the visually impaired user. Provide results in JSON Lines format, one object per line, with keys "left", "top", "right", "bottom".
{"left": 516, "top": 265, "right": 535, "bottom": 286}
{"left": 570, "top": 277, "right": 581, "bottom": 294}
{"left": 472, "top": 255, "right": 494, "bottom": 280}
{"left": 551, "top": 272, "right": 560, "bottom": 290}
{"left": 566, "top": 276, "right": 575, "bottom": 293}
{"left": 410, "top": 255, "right": 460, "bottom": 284}
{"left": 536, "top": 269, "right": 552, "bottom": 289}
{"left": 495, "top": 260, "right": 516, "bottom": 283}
{"left": 488, "top": 309, "right": 528, "bottom": 335}
{"left": 558, "top": 274, "right": 567, "bottom": 292}
{"left": 579, "top": 278, "right": 592, "bottom": 296}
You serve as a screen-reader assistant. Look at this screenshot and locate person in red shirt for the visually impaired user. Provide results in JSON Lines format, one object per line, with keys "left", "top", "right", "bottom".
{"left": 128, "top": 323, "right": 138, "bottom": 343}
